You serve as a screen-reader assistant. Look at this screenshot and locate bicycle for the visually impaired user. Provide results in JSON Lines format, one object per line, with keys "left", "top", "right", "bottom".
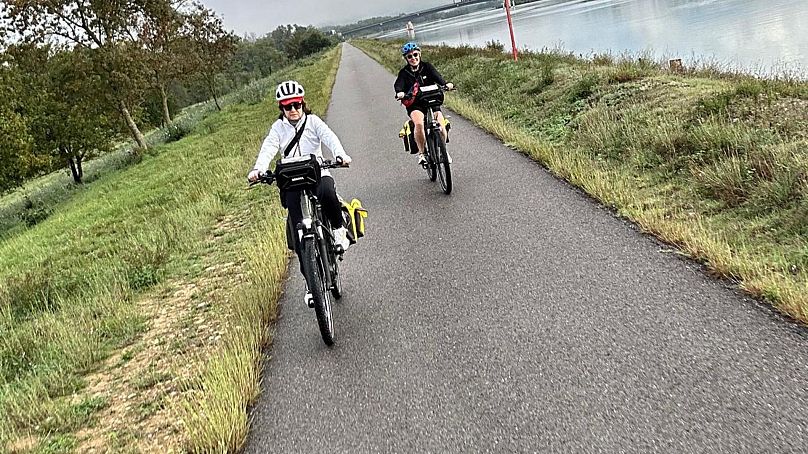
{"left": 251, "top": 155, "right": 348, "bottom": 345}
{"left": 400, "top": 84, "right": 454, "bottom": 195}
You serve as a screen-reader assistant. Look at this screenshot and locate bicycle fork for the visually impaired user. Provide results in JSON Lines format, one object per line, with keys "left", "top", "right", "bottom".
{"left": 297, "top": 194, "right": 333, "bottom": 290}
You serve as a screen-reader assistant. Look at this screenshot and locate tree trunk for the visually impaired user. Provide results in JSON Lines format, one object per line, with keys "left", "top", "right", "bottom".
{"left": 212, "top": 90, "right": 221, "bottom": 111}
{"left": 160, "top": 84, "right": 172, "bottom": 126}
{"left": 206, "top": 74, "right": 221, "bottom": 111}
{"left": 66, "top": 154, "right": 83, "bottom": 184}
{"left": 119, "top": 99, "right": 147, "bottom": 152}
{"left": 76, "top": 153, "right": 84, "bottom": 182}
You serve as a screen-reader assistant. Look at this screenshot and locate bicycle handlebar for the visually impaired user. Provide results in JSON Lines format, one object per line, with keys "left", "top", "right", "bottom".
{"left": 248, "top": 158, "right": 348, "bottom": 187}
{"left": 396, "top": 84, "right": 456, "bottom": 101}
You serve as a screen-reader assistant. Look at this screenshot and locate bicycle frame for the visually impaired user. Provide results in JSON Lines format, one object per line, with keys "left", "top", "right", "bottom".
{"left": 297, "top": 190, "right": 335, "bottom": 289}
{"left": 423, "top": 107, "right": 441, "bottom": 164}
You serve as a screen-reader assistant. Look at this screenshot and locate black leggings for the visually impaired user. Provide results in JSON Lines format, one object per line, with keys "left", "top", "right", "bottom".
{"left": 283, "top": 176, "right": 343, "bottom": 231}
{"left": 283, "top": 176, "right": 343, "bottom": 275}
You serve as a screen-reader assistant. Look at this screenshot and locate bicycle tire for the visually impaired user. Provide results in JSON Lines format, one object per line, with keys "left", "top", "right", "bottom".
{"left": 330, "top": 248, "right": 342, "bottom": 300}
{"left": 426, "top": 133, "right": 438, "bottom": 182}
{"left": 436, "top": 134, "right": 452, "bottom": 194}
{"left": 301, "top": 236, "right": 334, "bottom": 345}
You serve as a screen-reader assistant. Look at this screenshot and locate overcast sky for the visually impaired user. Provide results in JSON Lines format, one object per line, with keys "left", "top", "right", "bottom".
{"left": 199, "top": 0, "right": 451, "bottom": 36}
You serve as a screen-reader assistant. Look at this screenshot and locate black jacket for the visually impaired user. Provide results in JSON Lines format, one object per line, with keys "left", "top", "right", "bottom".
{"left": 394, "top": 61, "right": 447, "bottom": 95}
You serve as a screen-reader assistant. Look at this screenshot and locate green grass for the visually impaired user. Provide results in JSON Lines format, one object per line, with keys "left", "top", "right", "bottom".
{"left": 353, "top": 39, "right": 808, "bottom": 323}
{"left": 0, "top": 45, "right": 343, "bottom": 452}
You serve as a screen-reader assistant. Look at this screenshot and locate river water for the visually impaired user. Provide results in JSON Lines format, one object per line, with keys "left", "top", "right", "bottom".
{"left": 379, "top": 0, "right": 807, "bottom": 77}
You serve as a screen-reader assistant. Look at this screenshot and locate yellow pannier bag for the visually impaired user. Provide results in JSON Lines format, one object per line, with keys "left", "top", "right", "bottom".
{"left": 340, "top": 198, "right": 368, "bottom": 243}
{"left": 398, "top": 117, "right": 452, "bottom": 153}
{"left": 398, "top": 120, "right": 416, "bottom": 153}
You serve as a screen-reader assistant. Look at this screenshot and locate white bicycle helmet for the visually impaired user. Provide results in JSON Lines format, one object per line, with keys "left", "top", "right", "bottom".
{"left": 275, "top": 80, "right": 305, "bottom": 103}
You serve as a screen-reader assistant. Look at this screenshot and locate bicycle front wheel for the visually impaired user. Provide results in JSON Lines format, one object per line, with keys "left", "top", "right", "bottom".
{"left": 301, "top": 236, "right": 334, "bottom": 345}
{"left": 426, "top": 133, "right": 437, "bottom": 182}
{"left": 436, "top": 134, "right": 452, "bottom": 194}
{"left": 330, "top": 256, "right": 343, "bottom": 300}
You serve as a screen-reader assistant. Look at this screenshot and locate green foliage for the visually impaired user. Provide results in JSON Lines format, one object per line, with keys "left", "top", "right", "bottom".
{"left": 568, "top": 72, "right": 600, "bottom": 102}
{"left": 0, "top": 103, "right": 33, "bottom": 193}
{"left": 5, "top": 44, "right": 120, "bottom": 185}
{"left": 38, "top": 434, "right": 77, "bottom": 454}
{"left": 284, "top": 26, "right": 336, "bottom": 59}
{"left": 0, "top": 66, "right": 36, "bottom": 193}
{"left": 164, "top": 120, "right": 194, "bottom": 142}
{"left": 268, "top": 25, "right": 338, "bottom": 61}
{"left": 485, "top": 39, "right": 505, "bottom": 52}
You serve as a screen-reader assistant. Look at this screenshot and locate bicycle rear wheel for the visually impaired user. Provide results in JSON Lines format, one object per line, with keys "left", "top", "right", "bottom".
{"left": 301, "top": 236, "right": 334, "bottom": 345}
{"left": 436, "top": 134, "right": 452, "bottom": 194}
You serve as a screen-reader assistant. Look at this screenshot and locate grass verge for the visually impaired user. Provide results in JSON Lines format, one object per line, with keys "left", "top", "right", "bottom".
{"left": 0, "top": 45, "right": 342, "bottom": 452}
{"left": 352, "top": 39, "right": 807, "bottom": 324}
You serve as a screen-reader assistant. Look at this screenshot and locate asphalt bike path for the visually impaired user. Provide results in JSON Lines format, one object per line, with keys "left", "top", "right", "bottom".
{"left": 244, "top": 43, "right": 808, "bottom": 452}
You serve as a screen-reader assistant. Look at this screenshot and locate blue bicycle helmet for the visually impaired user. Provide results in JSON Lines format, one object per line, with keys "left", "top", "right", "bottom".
{"left": 401, "top": 42, "right": 420, "bottom": 56}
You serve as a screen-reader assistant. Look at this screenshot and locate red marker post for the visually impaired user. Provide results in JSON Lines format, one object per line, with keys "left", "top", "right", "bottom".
{"left": 504, "top": 0, "right": 518, "bottom": 61}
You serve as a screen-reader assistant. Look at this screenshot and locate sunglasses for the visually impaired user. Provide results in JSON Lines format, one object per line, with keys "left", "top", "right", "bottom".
{"left": 405, "top": 52, "right": 420, "bottom": 60}
{"left": 281, "top": 102, "right": 303, "bottom": 111}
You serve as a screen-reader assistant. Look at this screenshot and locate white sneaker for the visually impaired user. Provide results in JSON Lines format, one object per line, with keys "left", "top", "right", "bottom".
{"left": 303, "top": 291, "right": 314, "bottom": 308}
{"left": 417, "top": 153, "right": 427, "bottom": 166}
{"left": 333, "top": 227, "right": 350, "bottom": 252}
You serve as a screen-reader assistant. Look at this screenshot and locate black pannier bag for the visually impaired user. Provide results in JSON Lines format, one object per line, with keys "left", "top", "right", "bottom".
{"left": 274, "top": 154, "right": 321, "bottom": 192}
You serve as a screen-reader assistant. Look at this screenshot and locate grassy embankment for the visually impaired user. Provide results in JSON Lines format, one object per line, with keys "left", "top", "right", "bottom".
{"left": 0, "top": 79, "right": 282, "bottom": 240}
{"left": 353, "top": 39, "right": 807, "bottom": 324}
{"left": 0, "top": 45, "right": 342, "bottom": 453}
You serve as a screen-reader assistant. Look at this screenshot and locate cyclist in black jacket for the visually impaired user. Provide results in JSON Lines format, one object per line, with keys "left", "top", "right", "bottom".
{"left": 394, "top": 42, "right": 453, "bottom": 166}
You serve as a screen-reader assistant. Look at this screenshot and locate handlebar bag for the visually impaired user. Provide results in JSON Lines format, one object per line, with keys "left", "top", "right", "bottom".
{"left": 274, "top": 154, "right": 321, "bottom": 192}
{"left": 418, "top": 84, "right": 444, "bottom": 107}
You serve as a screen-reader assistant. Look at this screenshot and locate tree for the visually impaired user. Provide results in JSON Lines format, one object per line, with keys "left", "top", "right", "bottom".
{"left": 7, "top": 44, "right": 118, "bottom": 184}
{"left": 0, "top": 67, "right": 34, "bottom": 192}
{"left": 283, "top": 26, "right": 334, "bottom": 60}
{"left": 270, "top": 24, "right": 297, "bottom": 54}
{"left": 139, "top": 0, "right": 196, "bottom": 126}
{"left": 230, "top": 34, "right": 287, "bottom": 81}
{"left": 182, "top": 4, "right": 237, "bottom": 111}
{"left": 2, "top": 0, "right": 162, "bottom": 152}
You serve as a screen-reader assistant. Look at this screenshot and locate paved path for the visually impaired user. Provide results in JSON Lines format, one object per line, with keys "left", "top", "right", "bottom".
{"left": 244, "top": 43, "right": 808, "bottom": 453}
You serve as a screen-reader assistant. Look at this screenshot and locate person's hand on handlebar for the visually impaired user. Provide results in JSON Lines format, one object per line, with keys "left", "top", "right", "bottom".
{"left": 247, "top": 169, "right": 262, "bottom": 182}
{"left": 336, "top": 154, "right": 352, "bottom": 167}
{"left": 444, "top": 82, "right": 454, "bottom": 90}
{"left": 395, "top": 91, "right": 405, "bottom": 100}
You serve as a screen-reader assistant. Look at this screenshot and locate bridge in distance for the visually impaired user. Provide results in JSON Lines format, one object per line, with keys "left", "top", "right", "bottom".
{"left": 342, "top": 0, "right": 497, "bottom": 37}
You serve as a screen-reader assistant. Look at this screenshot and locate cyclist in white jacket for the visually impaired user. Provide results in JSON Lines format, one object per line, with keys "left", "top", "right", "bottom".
{"left": 248, "top": 81, "right": 353, "bottom": 306}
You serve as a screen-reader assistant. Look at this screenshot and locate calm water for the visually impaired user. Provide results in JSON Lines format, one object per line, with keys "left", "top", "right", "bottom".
{"left": 379, "top": 0, "right": 807, "bottom": 76}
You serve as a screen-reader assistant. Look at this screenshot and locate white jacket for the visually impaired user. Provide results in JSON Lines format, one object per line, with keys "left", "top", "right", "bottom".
{"left": 253, "top": 113, "right": 350, "bottom": 178}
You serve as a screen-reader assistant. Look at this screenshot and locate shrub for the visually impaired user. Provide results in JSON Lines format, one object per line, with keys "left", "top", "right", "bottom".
{"left": 485, "top": 39, "right": 504, "bottom": 52}
{"left": 692, "top": 154, "right": 753, "bottom": 206}
{"left": 568, "top": 72, "right": 600, "bottom": 102}
{"left": 164, "top": 121, "right": 194, "bottom": 143}
{"left": 592, "top": 53, "right": 613, "bottom": 66}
